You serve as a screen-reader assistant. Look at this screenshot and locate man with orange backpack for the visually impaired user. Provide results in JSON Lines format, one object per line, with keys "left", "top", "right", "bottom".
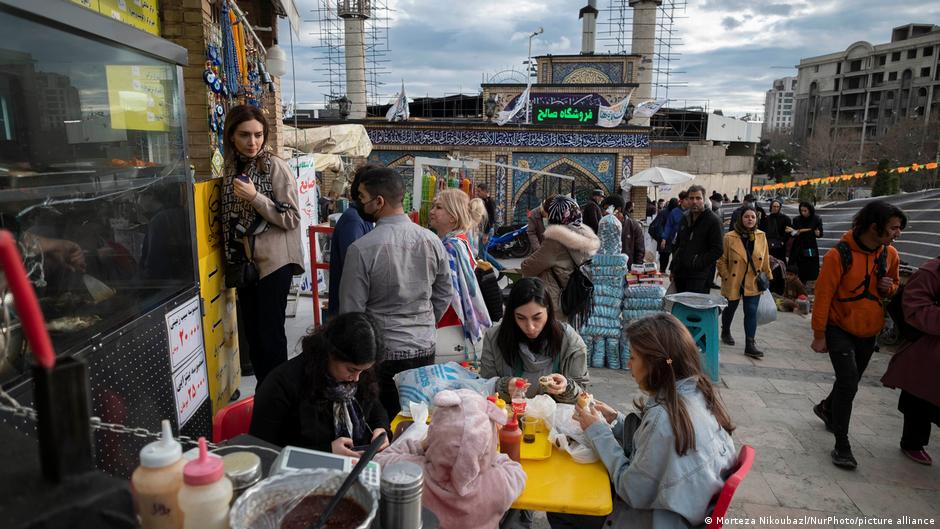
{"left": 810, "top": 201, "right": 907, "bottom": 470}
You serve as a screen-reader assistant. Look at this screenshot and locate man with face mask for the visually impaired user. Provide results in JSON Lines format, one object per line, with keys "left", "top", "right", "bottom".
{"left": 340, "top": 167, "right": 453, "bottom": 420}
{"left": 327, "top": 163, "right": 381, "bottom": 318}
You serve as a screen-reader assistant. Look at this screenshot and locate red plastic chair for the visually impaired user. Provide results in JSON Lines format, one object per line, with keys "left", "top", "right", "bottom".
{"left": 212, "top": 396, "right": 255, "bottom": 443}
{"left": 707, "top": 444, "right": 756, "bottom": 529}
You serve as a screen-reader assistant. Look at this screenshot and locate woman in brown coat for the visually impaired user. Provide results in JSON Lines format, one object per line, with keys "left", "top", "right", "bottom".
{"left": 881, "top": 256, "right": 940, "bottom": 466}
{"left": 520, "top": 196, "right": 599, "bottom": 323}
{"left": 717, "top": 205, "right": 772, "bottom": 359}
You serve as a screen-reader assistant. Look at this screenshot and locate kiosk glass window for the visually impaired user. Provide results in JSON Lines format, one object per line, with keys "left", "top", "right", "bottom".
{"left": 0, "top": 10, "right": 195, "bottom": 384}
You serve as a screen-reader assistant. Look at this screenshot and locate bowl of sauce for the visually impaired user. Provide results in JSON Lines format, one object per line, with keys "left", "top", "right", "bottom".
{"left": 230, "top": 469, "right": 377, "bottom": 529}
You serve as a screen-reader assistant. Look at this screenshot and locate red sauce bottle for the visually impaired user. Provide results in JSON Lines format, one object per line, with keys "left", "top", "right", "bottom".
{"left": 499, "top": 413, "right": 523, "bottom": 462}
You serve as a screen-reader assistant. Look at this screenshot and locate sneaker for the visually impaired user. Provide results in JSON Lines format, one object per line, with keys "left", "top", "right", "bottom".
{"left": 831, "top": 448, "right": 858, "bottom": 470}
{"left": 813, "top": 402, "right": 833, "bottom": 432}
{"left": 901, "top": 448, "right": 934, "bottom": 466}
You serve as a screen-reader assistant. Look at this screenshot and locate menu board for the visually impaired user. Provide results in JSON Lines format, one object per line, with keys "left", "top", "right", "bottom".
{"left": 105, "top": 64, "right": 169, "bottom": 131}
{"left": 71, "top": 0, "right": 161, "bottom": 36}
{"left": 165, "top": 296, "right": 209, "bottom": 427}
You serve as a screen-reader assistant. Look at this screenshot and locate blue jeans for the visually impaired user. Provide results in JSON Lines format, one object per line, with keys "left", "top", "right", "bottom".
{"left": 722, "top": 295, "right": 759, "bottom": 339}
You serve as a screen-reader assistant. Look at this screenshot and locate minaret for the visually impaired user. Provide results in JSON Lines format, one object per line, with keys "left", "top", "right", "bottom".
{"left": 629, "top": 0, "right": 661, "bottom": 103}
{"left": 579, "top": 0, "right": 599, "bottom": 54}
{"left": 339, "top": 0, "right": 370, "bottom": 119}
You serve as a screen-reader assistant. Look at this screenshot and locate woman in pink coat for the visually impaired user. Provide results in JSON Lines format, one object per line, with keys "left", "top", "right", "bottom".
{"left": 375, "top": 389, "right": 526, "bottom": 528}
{"left": 881, "top": 256, "right": 940, "bottom": 465}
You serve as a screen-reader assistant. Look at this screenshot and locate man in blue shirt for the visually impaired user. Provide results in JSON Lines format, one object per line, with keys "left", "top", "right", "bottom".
{"left": 326, "top": 163, "right": 380, "bottom": 317}
{"left": 659, "top": 190, "right": 688, "bottom": 253}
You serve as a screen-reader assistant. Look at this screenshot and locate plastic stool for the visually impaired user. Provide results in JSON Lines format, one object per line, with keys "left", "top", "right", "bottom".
{"left": 671, "top": 303, "right": 721, "bottom": 382}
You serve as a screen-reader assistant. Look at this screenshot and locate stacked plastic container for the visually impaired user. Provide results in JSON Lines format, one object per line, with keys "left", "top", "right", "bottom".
{"left": 580, "top": 211, "right": 629, "bottom": 369}
{"left": 619, "top": 283, "right": 667, "bottom": 369}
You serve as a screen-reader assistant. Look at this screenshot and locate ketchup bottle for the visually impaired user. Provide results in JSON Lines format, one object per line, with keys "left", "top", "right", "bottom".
{"left": 499, "top": 413, "right": 523, "bottom": 462}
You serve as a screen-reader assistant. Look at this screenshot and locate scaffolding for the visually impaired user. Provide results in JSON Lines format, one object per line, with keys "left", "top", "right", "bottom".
{"left": 308, "top": 0, "right": 392, "bottom": 112}
{"left": 598, "top": 0, "right": 687, "bottom": 101}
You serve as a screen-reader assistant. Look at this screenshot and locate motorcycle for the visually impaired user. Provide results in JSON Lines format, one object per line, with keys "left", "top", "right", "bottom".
{"left": 487, "top": 224, "right": 530, "bottom": 259}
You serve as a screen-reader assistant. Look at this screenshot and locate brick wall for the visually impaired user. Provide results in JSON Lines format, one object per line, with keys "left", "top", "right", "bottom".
{"left": 161, "top": 0, "right": 285, "bottom": 180}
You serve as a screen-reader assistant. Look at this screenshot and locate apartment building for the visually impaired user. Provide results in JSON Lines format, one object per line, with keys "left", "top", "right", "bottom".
{"left": 763, "top": 76, "right": 797, "bottom": 133}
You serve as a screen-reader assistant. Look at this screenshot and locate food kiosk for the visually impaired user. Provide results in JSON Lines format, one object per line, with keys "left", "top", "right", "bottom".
{"left": 0, "top": 0, "right": 211, "bottom": 478}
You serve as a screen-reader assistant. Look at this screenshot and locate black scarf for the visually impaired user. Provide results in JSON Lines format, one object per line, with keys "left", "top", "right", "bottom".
{"left": 323, "top": 376, "right": 372, "bottom": 446}
{"left": 221, "top": 150, "right": 275, "bottom": 265}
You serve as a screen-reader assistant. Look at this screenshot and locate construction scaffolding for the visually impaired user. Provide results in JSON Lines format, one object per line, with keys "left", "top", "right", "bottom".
{"left": 308, "top": 0, "right": 392, "bottom": 113}
{"left": 598, "top": 0, "right": 686, "bottom": 101}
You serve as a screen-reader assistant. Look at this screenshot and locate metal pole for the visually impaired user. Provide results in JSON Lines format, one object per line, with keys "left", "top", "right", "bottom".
{"left": 858, "top": 90, "right": 871, "bottom": 166}
{"left": 526, "top": 35, "right": 532, "bottom": 125}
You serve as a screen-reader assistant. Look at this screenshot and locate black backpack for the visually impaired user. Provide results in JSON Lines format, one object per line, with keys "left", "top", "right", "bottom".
{"left": 474, "top": 262, "right": 504, "bottom": 322}
{"left": 552, "top": 258, "right": 594, "bottom": 328}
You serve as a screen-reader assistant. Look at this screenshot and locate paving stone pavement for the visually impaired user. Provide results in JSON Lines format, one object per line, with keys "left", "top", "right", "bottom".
{"left": 255, "top": 286, "right": 939, "bottom": 529}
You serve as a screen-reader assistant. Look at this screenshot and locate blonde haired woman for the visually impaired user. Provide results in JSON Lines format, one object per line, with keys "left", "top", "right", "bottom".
{"left": 429, "top": 189, "right": 492, "bottom": 361}
{"left": 468, "top": 197, "right": 489, "bottom": 259}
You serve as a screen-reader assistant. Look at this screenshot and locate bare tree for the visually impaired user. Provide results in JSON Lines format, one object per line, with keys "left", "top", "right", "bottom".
{"left": 799, "top": 115, "right": 858, "bottom": 178}
{"left": 869, "top": 117, "right": 940, "bottom": 190}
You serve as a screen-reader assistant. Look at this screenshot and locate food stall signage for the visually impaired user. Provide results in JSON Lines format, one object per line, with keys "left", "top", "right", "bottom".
{"left": 533, "top": 104, "right": 598, "bottom": 125}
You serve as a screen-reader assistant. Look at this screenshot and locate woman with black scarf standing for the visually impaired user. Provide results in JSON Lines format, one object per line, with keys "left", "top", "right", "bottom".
{"left": 222, "top": 105, "right": 304, "bottom": 384}
{"left": 760, "top": 199, "right": 792, "bottom": 265}
{"left": 788, "top": 201, "right": 824, "bottom": 285}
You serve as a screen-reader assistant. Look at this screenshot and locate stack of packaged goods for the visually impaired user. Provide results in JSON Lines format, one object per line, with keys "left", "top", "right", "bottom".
{"left": 619, "top": 264, "right": 667, "bottom": 369}
{"left": 581, "top": 212, "right": 628, "bottom": 369}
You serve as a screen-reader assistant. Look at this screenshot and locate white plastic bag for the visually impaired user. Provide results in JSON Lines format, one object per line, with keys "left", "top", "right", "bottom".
{"left": 525, "top": 395, "right": 557, "bottom": 427}
{"left": 756, "top": 290, "right": 778, "bottom": 326}
{"left": 394, "top": 362, "right": 497, "bottom": 415}
{"left": 546, "top": 403, "right": 608, "bottom": 464}
{"left": 390, "top": 402, "right": 430, "bottom": 446}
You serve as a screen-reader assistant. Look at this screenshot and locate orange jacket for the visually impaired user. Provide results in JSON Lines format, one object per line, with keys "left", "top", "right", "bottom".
{"left": 812, "top": 231, "right": 900, "bottom": 339}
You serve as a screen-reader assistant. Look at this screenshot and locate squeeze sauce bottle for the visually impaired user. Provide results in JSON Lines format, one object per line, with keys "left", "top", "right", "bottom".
{"left": 178, "top": 437, "right": 233, "bottom": 529}
{"left": 132, "top": 420, "right": 185, "bottom": 529}
{"left": 499, "top": 413, "right": 523, "bottom": 462}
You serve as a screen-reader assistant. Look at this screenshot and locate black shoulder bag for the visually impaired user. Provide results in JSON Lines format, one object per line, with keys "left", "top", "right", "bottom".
{"left": 224, "top": 235, "right": 259, "bottom": 289}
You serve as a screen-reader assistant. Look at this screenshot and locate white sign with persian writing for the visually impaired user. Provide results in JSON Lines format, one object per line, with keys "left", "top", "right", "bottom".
{"left": 289, "top": 154, "right": 325, "bottom": 294}
{"left": 165, "top": 296, "right": 203, "bottom": 371}
{"left": 172, "top": 348, "right": 209, "bottom": 427}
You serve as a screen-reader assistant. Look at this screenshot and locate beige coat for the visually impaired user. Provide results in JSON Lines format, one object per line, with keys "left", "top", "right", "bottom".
{"left": 717, "top": 229, "right": 772, "bottom": 301}
{"left": 520, "top": 224, "right": 599, "bottom": 319}
{"left": 247, "top": 156, "right": 304, "bottom": 279}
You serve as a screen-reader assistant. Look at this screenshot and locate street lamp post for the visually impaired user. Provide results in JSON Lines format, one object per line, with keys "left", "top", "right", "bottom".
{"left": 525, "top": 27, "right": 543, "bottom": 124}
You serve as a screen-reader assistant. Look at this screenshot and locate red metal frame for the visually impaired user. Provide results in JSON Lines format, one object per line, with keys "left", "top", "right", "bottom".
{"left": 308, "top": 225, "right": 334, "bottom": 329}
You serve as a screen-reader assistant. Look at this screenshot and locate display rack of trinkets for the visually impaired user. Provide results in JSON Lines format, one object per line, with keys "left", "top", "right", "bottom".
{"left": 204, "top": 0, "right": 276, "bottom": 177}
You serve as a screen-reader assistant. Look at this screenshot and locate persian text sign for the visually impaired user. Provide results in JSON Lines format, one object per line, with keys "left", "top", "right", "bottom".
{"left": 172, "top": 348, "right": 209, "bottom": 427}
{"left": 165, "top": 296, "right": 203, "bottom": 371}
{"left": 533, "top": 105, "right": 597, "bottom": 125}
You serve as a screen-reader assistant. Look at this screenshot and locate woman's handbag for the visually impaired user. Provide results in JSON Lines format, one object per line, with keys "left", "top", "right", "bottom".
{"left": 748, "top": 249, "right": 770, "bottom": 292}
{"left": 224, "top": 236, "right": 259, "bottom": 289}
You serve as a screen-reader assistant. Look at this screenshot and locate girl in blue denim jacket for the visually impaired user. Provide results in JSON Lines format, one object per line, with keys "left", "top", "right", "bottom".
{"left": 549, "top": 313, "right": 737, "bottom": 529}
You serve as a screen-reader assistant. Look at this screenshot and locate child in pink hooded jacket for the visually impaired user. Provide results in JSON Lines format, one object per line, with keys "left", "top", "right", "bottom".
{"left": 375, "top": 389, "right": 526, "bottom": 529}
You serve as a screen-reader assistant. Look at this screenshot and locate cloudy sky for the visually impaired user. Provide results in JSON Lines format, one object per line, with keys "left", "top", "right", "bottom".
{"left": 279, "top": 0, "right": 940, "bottom": 117}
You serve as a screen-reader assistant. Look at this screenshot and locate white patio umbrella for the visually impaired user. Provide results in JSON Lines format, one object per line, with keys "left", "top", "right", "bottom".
{"left": 625, "top": 166, "right": 696, "bottom": 187}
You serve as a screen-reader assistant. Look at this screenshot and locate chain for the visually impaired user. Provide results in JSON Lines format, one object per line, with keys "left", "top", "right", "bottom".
{"left": 0, "top": 388, "right": 216, "bottom": 449}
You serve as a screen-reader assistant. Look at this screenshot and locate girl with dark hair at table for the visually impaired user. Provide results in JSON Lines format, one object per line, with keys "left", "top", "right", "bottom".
{"left": 480, "top": 277, "right": 589, "bottom": 405}
{"left": 548, "top": 314, "right": 737, "bottom": 529}
{"left": 787, "top": 201, "right": 823, "bottom": 284}
{"left": 249, "top": 312, "right": 389, "bottom": 456}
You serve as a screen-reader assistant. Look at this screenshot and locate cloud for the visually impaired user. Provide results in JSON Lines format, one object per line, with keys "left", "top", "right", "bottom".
{"left": 280, "top": 0, "right": 940, "bottom": 114}
{"left": 721, "top": 17, "right": 742, "bottom": 30}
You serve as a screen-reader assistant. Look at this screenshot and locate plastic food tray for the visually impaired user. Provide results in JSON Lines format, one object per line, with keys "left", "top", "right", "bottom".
{"left": 520, "top": 429, "right": 552, "bottom": 460}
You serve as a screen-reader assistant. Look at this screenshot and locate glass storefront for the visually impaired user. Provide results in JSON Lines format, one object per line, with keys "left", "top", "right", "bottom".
{"left": 0, "top": 7, "right": 195, "bottom": 384}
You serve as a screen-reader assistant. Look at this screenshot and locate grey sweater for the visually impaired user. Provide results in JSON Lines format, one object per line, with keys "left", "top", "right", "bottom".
{"left": 479, "top": 321, "right": 589, "bottom": 404}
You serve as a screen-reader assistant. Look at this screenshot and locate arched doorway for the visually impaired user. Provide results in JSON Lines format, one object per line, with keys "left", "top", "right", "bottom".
{"left": 510, "top": 159, "right": 607, "bottom": 224}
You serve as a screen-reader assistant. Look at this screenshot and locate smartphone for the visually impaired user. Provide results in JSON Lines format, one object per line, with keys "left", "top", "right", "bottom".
{"left": 237, "top": 173, "right": 250, "bottom": 183}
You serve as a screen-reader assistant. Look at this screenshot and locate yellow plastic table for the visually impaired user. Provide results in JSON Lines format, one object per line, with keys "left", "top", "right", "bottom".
{"left": 391, "top": 413, "right": 613, "bottom": 516}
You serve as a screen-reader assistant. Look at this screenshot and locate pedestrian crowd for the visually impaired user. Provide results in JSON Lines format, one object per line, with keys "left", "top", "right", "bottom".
{"left": 215, "top": 115, "right": 935, "bottom": 528}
